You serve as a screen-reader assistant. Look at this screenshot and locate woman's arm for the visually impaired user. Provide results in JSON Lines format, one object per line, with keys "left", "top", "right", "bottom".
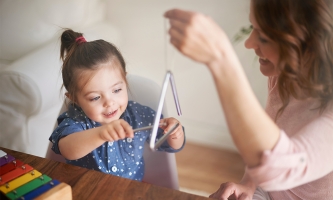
{"left": 164, "top": 9, "right": 280, "bottom": 167}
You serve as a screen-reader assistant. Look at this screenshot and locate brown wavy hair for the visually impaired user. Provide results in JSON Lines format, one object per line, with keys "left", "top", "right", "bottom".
{"left": 252, "top": 0, "right": 333, "bottom": 118}
{"left": 59, "top": 29, "right": 127, "bottom": 104}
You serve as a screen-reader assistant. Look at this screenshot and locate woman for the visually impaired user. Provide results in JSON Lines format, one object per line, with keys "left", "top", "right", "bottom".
{"left": 165, "top": 0, "right": 333, "bottom": 199}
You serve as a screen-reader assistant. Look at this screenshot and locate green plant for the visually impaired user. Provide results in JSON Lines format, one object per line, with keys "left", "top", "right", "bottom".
{"left": 232, "top": 25, "right": 252, "bottom": 44}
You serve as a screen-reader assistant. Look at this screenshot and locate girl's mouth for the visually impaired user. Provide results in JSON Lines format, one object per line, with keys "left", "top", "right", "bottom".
{"left": 104, "top": 110, "right": 117, "bottom": 118}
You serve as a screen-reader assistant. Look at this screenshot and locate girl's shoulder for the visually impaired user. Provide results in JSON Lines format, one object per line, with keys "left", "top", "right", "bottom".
{"left": 56, "top": 103, "right": 98, "bottom": 129}
{"left": 127, "top": 100, "right": 156, "bottom": 114}
{"left": 125, "top": 101, "right": 160, "bottom": 127}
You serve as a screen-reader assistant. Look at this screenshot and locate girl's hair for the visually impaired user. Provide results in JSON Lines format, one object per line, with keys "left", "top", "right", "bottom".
{"left": 60, "top": 29, "right": 127, "bottom": 103}
{"left": 253, "top": 0, "right": 333, "bottom": 119}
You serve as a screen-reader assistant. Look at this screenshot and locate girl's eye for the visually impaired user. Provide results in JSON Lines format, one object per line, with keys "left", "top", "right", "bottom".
{"left": 114, "top": 88, "right": 122, "bottom": 93}
{"left": 90, "top": 96, "right": 100, "bottom": 101}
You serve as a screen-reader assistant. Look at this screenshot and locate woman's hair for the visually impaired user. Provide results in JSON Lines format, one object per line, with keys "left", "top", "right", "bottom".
{"left": 253, "top": 0, "right": 333, "bottom": 118}
{"left": 60, "top": 29, "right": 127, "bottom": 103}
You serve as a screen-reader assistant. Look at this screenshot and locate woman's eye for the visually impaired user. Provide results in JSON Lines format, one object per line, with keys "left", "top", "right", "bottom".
{"left": 90, "top": 96, "right": 100, "bottom": 101}
{"left": 114, "top": 88, "right": 122, "bottom": 93}
{"left": 259, "top": 36, "right": 268, "bottom": 43}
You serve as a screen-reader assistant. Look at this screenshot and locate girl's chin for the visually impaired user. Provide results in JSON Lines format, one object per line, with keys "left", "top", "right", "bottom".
{"left": 102, "top": 117, "right": 118, "bottom": 124}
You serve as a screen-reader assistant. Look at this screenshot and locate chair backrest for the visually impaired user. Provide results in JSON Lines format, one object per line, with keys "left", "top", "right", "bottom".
{"left": 45, "top": 74, "right": 179, "bottom": 190}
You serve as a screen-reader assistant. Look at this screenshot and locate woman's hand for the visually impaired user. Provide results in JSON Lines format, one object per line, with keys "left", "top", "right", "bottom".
{"left": 159, "top": 117, "right": 184, "bottom": 149}
{"left": 164, "top": 9, "right": 234, "bottom": 68}
{"left": 209, "top": 182, "right": 256, "bottom": 200}
{"left": 100, "top": 119, "right": 134, "bottom": 142}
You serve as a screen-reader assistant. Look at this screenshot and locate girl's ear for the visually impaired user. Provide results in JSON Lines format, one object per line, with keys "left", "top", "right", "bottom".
{"left": 65, "top": 92, "right": 72, "bottom": 101}
{"left": 65, "top": 92, "right": 79, "bottom": 106}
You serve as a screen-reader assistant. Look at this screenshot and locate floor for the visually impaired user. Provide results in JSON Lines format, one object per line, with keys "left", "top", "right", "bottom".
{"left": 176, "top": 142, "right": 245, "bottom": 197}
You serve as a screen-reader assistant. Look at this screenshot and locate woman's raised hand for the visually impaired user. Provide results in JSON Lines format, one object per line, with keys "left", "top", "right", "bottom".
{"left": 164, "top": 9, "right": 236, "bottom": 68}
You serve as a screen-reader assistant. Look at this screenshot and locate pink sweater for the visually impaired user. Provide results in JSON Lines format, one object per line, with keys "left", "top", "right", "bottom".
{"left": 246, "top": 76, "right": 333, "bottom": 199}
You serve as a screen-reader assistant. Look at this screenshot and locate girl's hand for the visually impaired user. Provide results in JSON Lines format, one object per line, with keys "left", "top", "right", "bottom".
{"left": 159, "top": 118, "right": 183, "bottom": 139}
{"left": 164, "top": 9, "right": 233, "bottom": 67}
{"left": 209, "top": 182, "right": 256, "bottom": 200}
{"left": 100, "top": 119, "right": 134, "bottom": 142}
{"left": 159, "top": 117, "right": 184, "bottom": 150}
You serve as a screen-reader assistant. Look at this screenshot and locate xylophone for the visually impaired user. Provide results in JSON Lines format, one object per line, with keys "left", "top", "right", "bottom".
{"left": 0, "top": 150, "right": 72, "bottom": 200}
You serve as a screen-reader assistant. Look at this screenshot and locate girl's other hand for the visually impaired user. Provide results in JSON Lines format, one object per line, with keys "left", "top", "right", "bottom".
{"left": 159, "top": 118, "right": 183, "bottom": 139}
{"left": 100, "top": 119, "right": 134, "bottom": 142}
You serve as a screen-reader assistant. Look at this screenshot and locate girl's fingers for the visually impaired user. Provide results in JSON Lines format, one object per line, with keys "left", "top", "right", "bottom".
{"left": 114, "top": 125, "right": 126, "bottom": 139}
{"left": 120, "top": 120, "right": 134, "bottom": 138}
{"left": 110, "top": 128, "right": 120, "bottom": 141}
{"left": 170, "top": 127, "right": 183, "bottom": 139}
{"left": 162, "top": 121, "right": 178, "bottom": 133}
{"left": 108, "top": 120, "right": 134, "bottom": 141}
{"left": 159, "top": 118, "right": 182, "bottom": 138}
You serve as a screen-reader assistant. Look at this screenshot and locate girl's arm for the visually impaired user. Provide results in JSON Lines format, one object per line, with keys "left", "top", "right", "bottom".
{"left": 59, "top": 119, "right": 133, "bottom": 160}
{"left": 164, "top": 9, "right": 280, "bottom": 167}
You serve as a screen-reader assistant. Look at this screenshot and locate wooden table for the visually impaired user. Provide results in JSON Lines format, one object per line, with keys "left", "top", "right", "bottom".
{"left": 0, "top": 147, "right": 210, "bottom": 200}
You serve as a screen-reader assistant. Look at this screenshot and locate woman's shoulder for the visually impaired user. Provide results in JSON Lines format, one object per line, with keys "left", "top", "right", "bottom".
{"left": 320, "top": 102, "right": 333, "bottom": 121}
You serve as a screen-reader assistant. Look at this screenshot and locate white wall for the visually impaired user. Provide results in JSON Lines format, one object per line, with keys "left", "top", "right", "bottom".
{"left": 105, "top": 0, "right": 268, "bottom": 151}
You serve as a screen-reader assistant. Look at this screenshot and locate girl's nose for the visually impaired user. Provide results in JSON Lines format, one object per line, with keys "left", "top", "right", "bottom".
{"left": 104, "top": 97, "right": 114, "bottom": 108}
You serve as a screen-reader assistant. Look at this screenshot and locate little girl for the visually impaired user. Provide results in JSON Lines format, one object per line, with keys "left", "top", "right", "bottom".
{"left": 49, "top": 29, "right": 185, "bottom": 181}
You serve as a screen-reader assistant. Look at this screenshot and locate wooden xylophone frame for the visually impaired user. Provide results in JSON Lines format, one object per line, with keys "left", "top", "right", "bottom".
{"left": 0, "top": 150, "right": 72, "bottom": 200}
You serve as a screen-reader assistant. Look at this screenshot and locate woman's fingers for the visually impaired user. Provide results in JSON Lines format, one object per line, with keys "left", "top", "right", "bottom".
{"left": 209, "top": 184, "right": 226, "bottom": 199}
{"left": 208, "top": 182, "right": 240, "bottom": 200}
{"left": 164, "top": 8, "right": 195, "bottom": 23}
{"left": 238, "top": 193, "right": 251, "bottom": 200}
{"left": 219, "top": 182, "right": 238, "bottom": 200}
{"left": 165, "top": 8, "right": 227, "bottom": 65}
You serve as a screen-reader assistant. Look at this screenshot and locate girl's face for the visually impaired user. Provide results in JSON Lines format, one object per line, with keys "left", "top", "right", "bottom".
{"left": 75, "top": 63, "right": 128, "bottom": 125}
{"left": 245, "top": 1, "right": 280, "bottom": 76}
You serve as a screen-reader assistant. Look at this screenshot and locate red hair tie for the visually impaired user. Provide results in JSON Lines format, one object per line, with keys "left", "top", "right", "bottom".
{"left": 75, "top": 36, "right": 87, "bottom": 44}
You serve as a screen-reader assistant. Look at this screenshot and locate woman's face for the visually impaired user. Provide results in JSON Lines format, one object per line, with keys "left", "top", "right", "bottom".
{"left": 245, "top": 1, "right": 280, "bottom": 77}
